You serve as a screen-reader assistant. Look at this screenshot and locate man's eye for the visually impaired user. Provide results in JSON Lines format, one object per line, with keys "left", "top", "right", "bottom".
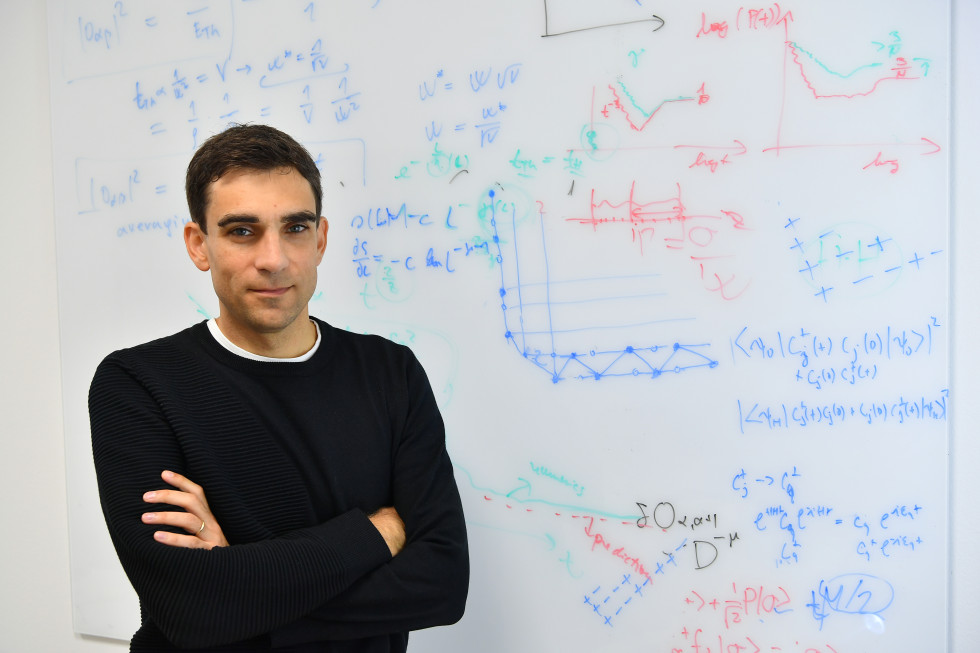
{"left": 286, "top": 223, "right": 309, "bottom": 233}
{"left": 229, "top": 227, "right": 252, "bottom": 236}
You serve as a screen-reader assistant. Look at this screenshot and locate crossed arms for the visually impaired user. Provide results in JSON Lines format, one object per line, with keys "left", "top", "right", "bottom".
{"left": 142, "top": 470, "right": 406, "bottom": 557}
{"left": 90, "top": 348, "right": 469, "bottom": 649}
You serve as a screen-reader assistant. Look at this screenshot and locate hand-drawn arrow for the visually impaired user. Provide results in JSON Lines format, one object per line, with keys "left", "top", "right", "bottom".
{"left": 919, "top": 137, "right": 942, "bottom": 154}
{"left": 543, "top": 14, "right": 665, "bottom": 38}
{"left": 506, "top": 477, "right": 532, "bottom": 499}
{"left": 763, "top": 137, "right": 942, "bottom": 155}
{"left": 674, "top": 140, "right": 748, "bottom": 155}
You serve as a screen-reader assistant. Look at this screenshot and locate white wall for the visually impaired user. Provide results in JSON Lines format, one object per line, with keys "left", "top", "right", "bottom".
{"left": 0, "top": 4, "right": 126, "bottom": 652}
{"left": 1, "top": 2, "right": 975, "bottom": 651}
{"left": 948, "top": 0, "right": 980, "bottom": 649}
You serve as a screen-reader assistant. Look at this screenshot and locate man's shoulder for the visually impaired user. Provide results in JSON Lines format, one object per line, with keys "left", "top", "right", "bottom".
{"left": 314, "top": 317, "right": 413, "bottom": 361}
{"left": 96, "top": 322, "right": 206, "bottom": 375}
{"left": 312, "top": 318, "right": 429, "bottom": 393}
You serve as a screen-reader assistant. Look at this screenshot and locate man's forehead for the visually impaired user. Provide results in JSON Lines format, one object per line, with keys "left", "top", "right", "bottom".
{"left": 205, "top": 167, "right": 316, "bottom": 219}
{"left": 210, "top": 166, "right": 308, "bottom": 190}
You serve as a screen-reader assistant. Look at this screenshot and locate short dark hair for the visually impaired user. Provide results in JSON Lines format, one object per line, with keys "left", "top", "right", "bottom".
{"left": 185, "top": 124, "right": 323, "bottom": 233}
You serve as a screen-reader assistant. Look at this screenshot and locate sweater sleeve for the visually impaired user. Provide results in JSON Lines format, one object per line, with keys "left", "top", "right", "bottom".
{"left": 269, "top": 352, "right": 469, "bottom": 646}
{"left": 89, "top": 356, "right": 394, "bottom": 650}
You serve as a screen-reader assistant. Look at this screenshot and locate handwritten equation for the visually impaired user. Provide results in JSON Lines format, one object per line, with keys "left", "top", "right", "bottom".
{"left": 733, "top": 466, "right": 926, "bottom": 567}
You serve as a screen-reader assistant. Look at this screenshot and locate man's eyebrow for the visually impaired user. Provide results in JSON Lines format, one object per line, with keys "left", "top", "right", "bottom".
{"left": 281, "top": 211, "right": 318, "bottom": 224}
{"left": 216, "top": 214, "right": 260, "bottom": 228}
{"left": 215, "top": 211, "right": 317, "bottom": 228}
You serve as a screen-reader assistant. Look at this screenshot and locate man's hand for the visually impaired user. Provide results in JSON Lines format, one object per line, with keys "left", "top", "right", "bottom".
{"left": 142, "top": 470, "right": 229, "bottom": 549}
{"left": 368, "top": 507, "right": 406, "bottom": 557}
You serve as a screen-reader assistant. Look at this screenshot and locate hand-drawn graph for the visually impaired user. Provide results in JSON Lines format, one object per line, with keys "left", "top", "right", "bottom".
{"left": 483, "top": 188, "right": 718, "bottom": 383}
{"left": 604, "top": 79, "right": 706, "bottom": 133}
{"left": 541, "top": 0, "right": 664, "bottom": 39}
{"left": 786, "top": 35, "right": 925, "bottom": 101}
{"left": 566, "top": 181, "right": 752, "bottom": 301}
{"left": 773, "top": 26, "right": 937, "bottom": 154}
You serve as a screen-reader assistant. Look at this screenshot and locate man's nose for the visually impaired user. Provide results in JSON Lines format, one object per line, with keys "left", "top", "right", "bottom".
{"left": 254, "top": 232, "right": 289, "bottom": 272}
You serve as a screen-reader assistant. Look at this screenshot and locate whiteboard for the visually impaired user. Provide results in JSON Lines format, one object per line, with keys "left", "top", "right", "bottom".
{"left": 49, "top": 1, "right": 950, "bottom": 650}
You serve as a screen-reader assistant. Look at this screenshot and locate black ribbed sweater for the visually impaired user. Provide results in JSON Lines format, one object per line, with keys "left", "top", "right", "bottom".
{"left": 88, "top": 318, "right": 468, "bottom": 652}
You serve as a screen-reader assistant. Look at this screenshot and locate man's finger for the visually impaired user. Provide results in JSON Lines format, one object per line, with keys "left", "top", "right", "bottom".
{"left": 142, "top": 510, "right": 207, "bottom": 535}
{"left": 161, "top": 470, "right": 205, "bottom": 499}
{"left": 152, "top": 529, "right": 215, "bottom": 549}
{"left": 143, "top": 488, "right": 202, "bottom": 512}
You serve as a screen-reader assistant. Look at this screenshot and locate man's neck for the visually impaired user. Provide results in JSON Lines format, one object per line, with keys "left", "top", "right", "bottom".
{"left": 214, "top": 315, "right": 317, "bottom": 358}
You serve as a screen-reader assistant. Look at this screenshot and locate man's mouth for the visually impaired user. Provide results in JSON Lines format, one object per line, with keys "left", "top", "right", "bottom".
{"left": 252, "top": 286, "right": 291, "bottom": 297}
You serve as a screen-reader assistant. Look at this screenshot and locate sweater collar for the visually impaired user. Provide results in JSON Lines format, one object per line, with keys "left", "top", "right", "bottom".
{"left": 206, "top": 318, "right": 322, "bottom": 363}
{"left": 191, "top": 317, "right": 334, "bottom": 376}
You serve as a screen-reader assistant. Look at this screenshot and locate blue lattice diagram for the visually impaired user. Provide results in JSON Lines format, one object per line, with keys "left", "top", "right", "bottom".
{"left": 485, "top": 189, "right": 718, "bottom": 382}
{"left": 584, "top": 574, "right": 652, "bottom": 628}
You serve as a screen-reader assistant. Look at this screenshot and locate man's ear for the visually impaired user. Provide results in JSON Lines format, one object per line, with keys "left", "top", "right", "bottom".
{"left": 184, "top": 221, "right": 211, "bottom": 272}
{"left": 315, "top": 217, "right": 328, "bottom": 264}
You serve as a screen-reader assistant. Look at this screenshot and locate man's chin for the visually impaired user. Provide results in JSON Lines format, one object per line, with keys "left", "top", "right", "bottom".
{"left": 230, "top": 309, "right": 306, "bottom": 336}
{"left": 252, "top": 315, "right": 304, "bottom": 335}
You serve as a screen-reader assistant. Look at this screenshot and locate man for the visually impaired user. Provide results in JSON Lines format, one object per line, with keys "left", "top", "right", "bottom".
{"left": 89, "top": 124, "right": 469, "bottom": 652}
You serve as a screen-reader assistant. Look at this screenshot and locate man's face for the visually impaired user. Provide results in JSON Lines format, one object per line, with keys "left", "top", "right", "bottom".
{"left": 184, "top": 167, "right": 328, "bottom": 346}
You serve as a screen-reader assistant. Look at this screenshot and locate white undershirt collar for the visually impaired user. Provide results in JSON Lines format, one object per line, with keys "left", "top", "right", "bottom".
{"left": 207, "top": 318, "right": 321, "bottom": 362}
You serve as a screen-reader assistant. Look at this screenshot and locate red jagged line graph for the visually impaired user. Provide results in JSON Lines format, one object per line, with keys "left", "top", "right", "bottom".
{"left": 786, "top": 42, "right": 918, "bottom": 100}
{"left": 608, "top": 84, "right": 696, "bottom": 131}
